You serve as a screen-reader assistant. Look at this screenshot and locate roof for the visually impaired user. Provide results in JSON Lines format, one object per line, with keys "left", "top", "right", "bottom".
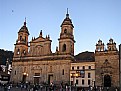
{"left": 61, "top": 11, "right": 74, "bottom": 28}
{"left": 74, "top": 51, "right": 95, "bottom": 62}
{"left": 18, "top": 21, "right": 29, "bottom": 35}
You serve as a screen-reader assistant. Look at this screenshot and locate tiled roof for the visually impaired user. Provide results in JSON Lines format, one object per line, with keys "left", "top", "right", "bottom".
{"left": 74, "top": 51, "right": 95, "bottom": 62}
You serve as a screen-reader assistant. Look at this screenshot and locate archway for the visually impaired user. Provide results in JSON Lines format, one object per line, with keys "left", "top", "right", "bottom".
{"left": 62, "top": 44, "right": 66, "bottom": 52}
{"left": 104, "top": 75, "right": 111, "bottom": 87}
{"left": 22, "top": 75, "right": 27, "bottom": 83}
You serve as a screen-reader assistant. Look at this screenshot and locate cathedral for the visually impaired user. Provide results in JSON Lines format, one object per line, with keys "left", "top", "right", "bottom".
{"left": 11, "top": 11, "right": 75, "bottom": 85}
{"left": 11, "top": 11, "right": 119, "bottom": 90}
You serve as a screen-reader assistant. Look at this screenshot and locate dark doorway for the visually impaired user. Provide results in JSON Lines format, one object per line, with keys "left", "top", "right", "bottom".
{"left": 104, "top": 75, "right": 111, "bottom": 87}
{"left": 22, "top": 75, "right": 27, "bottom": 83}
{"left": 34, "top": 77, "right": 40, "bottom": 84}
{"left": 48, "top": 74, "right": 53, "bottom": 84}
{"left": 34, "top": 73, "right": 40, "bottom": 84}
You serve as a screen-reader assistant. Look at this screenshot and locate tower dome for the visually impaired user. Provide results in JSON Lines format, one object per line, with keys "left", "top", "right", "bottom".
{"left": 18, "top": 20, "right": 29, "bottom": 35}
{"left": 61, "top": 8, "right": 74, "bottom": 28}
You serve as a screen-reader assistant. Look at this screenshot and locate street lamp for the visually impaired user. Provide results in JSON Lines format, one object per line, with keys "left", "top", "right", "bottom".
{"left": 23, "top": 72, "right": 28, "bottom": 76}
{"left": 70, "top": 73, "right": 79, "bottom": 85}
{"left": 23, "top": 72, "right": 28, "bottom": 83}
{"left": 93, "top": 80, "right": 96, "bottom": 91}
{"left": 70, "top": 73, "right": 79, "bottom": 91}
{"left": 75, "top": 73, "right": 79, "bottom": 77}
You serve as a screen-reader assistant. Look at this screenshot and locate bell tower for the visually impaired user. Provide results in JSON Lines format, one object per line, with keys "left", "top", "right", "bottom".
{"left": 58, "top": 9, "right": 75, "bottom": 55}
{"left": 14, "top": 19, "right": 29, "bottom": 57}
{"left": 107, "top": 38, "right": 117, "bottom": 51}
{"left": 95, "top": 39, "right": 104, "bottom": 52}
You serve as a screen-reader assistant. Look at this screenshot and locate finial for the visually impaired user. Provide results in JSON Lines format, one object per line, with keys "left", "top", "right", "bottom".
{"left": 66, "top": 8, "right": 69, "bottom": 18}
{"left": 46, "top": 35, "right": 47, "bottom": 39}
{"left": 24, "top": 17, "right": 26, "bottom": 26}
{"left": 56, "top": 46, "right": 58, "bottom": 52}
{"left": 67, "top": 8, "right": 68, "bottom": 14}
{"left": 48, "top": 35, "right": 50, "bottom": 39}
{"left": 40, "top": 30, "right": 42, "bottom": 37}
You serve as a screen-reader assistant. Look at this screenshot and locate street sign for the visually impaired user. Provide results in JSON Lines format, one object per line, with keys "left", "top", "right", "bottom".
{"left": 80, "top": 70, "right": 85, "bottom": 78}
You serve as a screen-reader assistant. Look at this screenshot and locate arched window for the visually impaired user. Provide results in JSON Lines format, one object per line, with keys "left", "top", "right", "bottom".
{"left": 15, "top": 70, "right": 16, "bottom": 75}
{"left": 23, "top": 50, "right": 26, "bottom": 55}
{"left": 64, "top": 29, "right": 67, "bottom": 33}
{"left": 62, "top": 44, "right": 66, "bottom": 52}
{"left": 17, "top": 49, "right": 20, "bottom": 55}
{"left": 25, "top": 36, "right": 26, "bottom": 42}
{"left": 20, "top": 36, "right": 22, "bottom": 41}
{"left": 108, "top": 47, "right": 111, "bottom": 51}
{"left": 62, "top": 69, "right": 64, "bottom": 75}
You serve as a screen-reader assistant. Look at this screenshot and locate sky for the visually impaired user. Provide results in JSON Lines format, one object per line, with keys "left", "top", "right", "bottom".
{"left": 0, "top": 0, "right": 121, "bottom": 55}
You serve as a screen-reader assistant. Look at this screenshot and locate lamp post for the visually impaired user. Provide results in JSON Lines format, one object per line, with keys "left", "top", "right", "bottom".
{"left": 70, "top": 73, "right": 79, "bottom": 91}
{"left": 93, "top": 81, "right": 96, "bottom": 91}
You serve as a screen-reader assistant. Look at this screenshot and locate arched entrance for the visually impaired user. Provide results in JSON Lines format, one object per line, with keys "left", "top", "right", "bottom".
{"left": 22, "top": 75, "right": 27, "bottom": 83}
{"left": 22, "top": 73, "right": 28, "bottom": 83}
{"left": 104, "top": 75, "right": 111, "bottom": 87}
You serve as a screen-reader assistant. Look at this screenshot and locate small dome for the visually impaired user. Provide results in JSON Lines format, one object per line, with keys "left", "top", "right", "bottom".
{"left": 18, "top": 21, "right": 29, "bottom": 35}
{"left": 109, "top": 38, "right": 113, "bottom": 43}
{"left": 61, "top": 9, "right": 74, "bottom": 28}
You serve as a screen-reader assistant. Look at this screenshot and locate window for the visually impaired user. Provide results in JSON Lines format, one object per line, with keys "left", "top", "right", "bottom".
{"left": 64, "top": 29, "right": 67, "bottom": 33}
{"left": 88, "top": 66, "right": 91, "bottom": 69}
{"left": 77, "top": 66, "right": 79, "bottom": 70}
{"left": 62, "top": 44, "right": 66, "bottom": 52}
{"left": 88, "top": 80, "right": 91, "bottom": 85}
{"left": 76, "top": 79, "right": 78, "bottom": 84}
{"left": 88, "top": 73, "right": 91, "bottom": 78}
{"left": 17, "top": 49, "right": 20, "bottom": 55}
{"left": 15, "top": 71, "right": 16, "bottom": 75}
{"left": 82, "top": 79, "right": 84, "bottom": 85}
{"left": 20, "top": 36, "right": 22, "bottom": 40}
{"left": 82, "top": 66, "right": 85, "bottom": 70}
{"left": 62, "top": 69, "right": 64, "bottom": 75}
{"left": 23, "top": 50, "right": 26, "bottom": 55}
{"left": 25, "top": 36, "right": 26, "bottom": 42}
{"left": 72, "top": 66, "right": 74, "bottom": 70}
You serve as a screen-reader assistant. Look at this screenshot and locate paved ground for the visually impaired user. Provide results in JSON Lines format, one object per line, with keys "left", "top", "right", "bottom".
{"left": 0, "top": 86, "right": 69, "bottom": 91}
{"left": 0, "top": 85, "right": 118, "bottom": 91}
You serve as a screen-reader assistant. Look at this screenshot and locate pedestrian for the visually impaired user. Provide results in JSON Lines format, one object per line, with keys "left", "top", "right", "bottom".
{"left": 8, "top": 85, "right": 11, "bottom": 91}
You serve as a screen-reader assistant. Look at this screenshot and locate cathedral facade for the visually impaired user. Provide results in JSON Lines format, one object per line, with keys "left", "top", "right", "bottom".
{"left": 10, "top": 11, "right": 120, "bottom": 89}
{"left": 11, "top": 12, "right": 75, "bottom": 85}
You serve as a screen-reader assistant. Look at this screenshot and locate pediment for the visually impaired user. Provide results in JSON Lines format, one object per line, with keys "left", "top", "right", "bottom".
{"left": 32, "top": 36, "right": 45, "bottom": 43}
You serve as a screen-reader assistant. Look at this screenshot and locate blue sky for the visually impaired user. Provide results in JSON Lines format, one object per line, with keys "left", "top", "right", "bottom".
{"left": 0, "top": 0, "right": 121, "bottom": 55}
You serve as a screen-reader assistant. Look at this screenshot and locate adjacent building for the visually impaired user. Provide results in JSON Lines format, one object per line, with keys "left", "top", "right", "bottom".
{"left": 0, "top": 49, "right": 13, "bottom": 65}
{"left": 0, "top": 49, "right": 13, "bottom": 84}
{"left": 70, "top": 51, "right": 95, "bottom": 88}
{"left": 95, "top": 39, "right": 119, "bottom": 89}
